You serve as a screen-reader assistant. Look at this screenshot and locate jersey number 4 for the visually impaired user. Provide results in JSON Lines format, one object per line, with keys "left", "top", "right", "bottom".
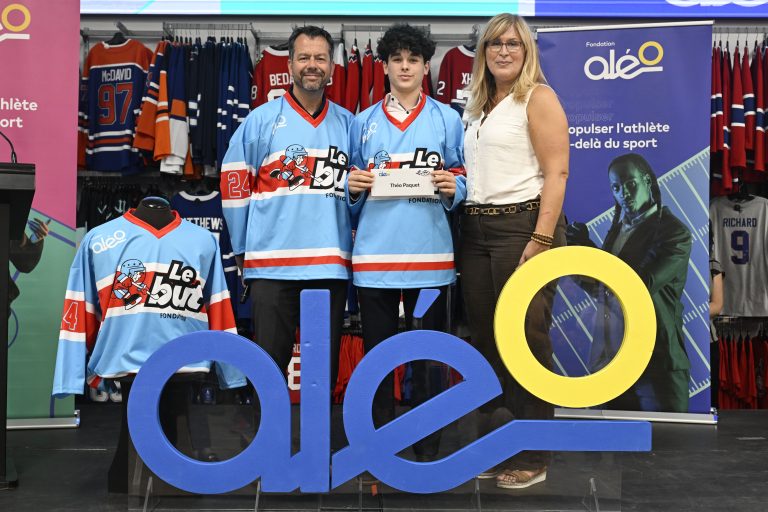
{"left": 98, "top": 82, "right": 133, "bottom": 126}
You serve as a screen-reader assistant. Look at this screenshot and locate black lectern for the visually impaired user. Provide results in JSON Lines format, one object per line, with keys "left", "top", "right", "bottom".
{"left": 0, "top": 162, "right": 35, "bottom": 489}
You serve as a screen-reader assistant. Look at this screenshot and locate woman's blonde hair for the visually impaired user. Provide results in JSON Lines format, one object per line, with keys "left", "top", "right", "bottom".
{"left": 464, "top": 14, "right": 546, "bottom": 119}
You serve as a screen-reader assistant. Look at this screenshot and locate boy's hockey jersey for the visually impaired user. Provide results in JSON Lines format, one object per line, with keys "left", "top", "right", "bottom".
{"left": 346, "top": 95, "right": 466, "bottom": 288}
{"left": 436, "top": 45, "right": 475, "bottom": 117}
{"left": 52, "top": 210, "right": 244, "bottom": 397}
{"left": 78, "top": 39, "right": 152, "bottom": 174}
{"left": 221, "top": 93, "right": 353, "bottom": 281}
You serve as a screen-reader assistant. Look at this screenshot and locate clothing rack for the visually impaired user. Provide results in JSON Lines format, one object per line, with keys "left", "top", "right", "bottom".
{"left": 80, "top": 22, "right": 168, "bottom": 42}
{"left": 163, "top": 22, "right": 256, "bottom": 41}
{"left": 341, "top": 23, "right": 431, "bottom": 40}
{"left": 714, "top": 316, "right": 768, "bottom": 338}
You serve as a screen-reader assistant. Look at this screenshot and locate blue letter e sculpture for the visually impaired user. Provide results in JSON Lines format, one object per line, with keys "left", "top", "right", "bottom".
{"left": 128, "top": 289, "right": 651, "bottom": 495}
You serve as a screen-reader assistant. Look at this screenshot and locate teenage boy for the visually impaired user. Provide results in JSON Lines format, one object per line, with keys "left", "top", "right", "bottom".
{"left": 221, "top": 26, "right": 352, "bottom": 392}
{"left": 346, "top": 24, "right": 466, "bottom": 460}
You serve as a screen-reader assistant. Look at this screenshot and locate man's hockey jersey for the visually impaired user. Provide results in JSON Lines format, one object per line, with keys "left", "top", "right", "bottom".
{"left": 346, "top": 95, "right": 467, "bottom": 288}
{"left": 436, "top": 45, "right": 475, "bottom": 117}
{"left": 78, "top": 39, "right": 152, "bottom": 173}
{"left": 52, "top": 210, "right": 244, "bottom": 397}
{"left": 221, "top": 92, "right": 353, "bottom": 281}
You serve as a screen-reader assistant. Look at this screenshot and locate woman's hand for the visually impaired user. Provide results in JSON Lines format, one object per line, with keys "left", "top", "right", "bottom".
{"left": 518, "top": 239, "right": 549, "bottom": 267}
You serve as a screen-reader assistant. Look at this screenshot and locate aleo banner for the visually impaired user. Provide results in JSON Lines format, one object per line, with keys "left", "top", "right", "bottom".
{"left": 538, "top": 22, "right": 712, "bottom": 414}
{"left": 1, "top": 0, "right": 79, "bottom": 420}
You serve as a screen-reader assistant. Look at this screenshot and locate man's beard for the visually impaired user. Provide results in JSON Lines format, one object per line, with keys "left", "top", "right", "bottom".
{"left": 294, "top": 69, "right": 328, "bottom": 91}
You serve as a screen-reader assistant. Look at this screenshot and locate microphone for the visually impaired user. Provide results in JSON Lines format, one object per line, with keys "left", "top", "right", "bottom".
{"left": 0, "top": 129, "right": 18, "bottom": 163}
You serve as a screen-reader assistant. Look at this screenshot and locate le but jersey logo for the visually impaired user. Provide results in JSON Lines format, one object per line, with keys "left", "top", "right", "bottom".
{"left": 128, "top": 247, "right": 656, "bottom": 495}
{"left": 145, "top": 260, "right": 204, "bottom": 313}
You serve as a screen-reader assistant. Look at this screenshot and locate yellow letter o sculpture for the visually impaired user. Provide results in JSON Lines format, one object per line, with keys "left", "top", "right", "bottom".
{"left": 494, "top": 246, "right": 656, "bottom": 408}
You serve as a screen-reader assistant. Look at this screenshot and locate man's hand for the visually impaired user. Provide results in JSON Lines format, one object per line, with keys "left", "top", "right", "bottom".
{"left": 348, "top": 169, "right": 375, "bottom": 195}
{"left": 565, "top": 222, "right": 595, "bottom": 248}
{"left": 21, "top": 218, "right": 50, "bottom": 247}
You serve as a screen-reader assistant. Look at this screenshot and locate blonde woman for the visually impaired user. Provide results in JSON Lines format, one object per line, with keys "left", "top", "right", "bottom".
{"left": 459, "top": 14, "right": 569, "bottom": 489}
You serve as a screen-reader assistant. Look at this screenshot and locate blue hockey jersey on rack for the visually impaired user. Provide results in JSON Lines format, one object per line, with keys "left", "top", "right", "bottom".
{"left": 170, "top": 190, "right": 237, "bottom": 294}
{"left": 52, "top": 210, "right": 244, "bottom": 397}
{"left": 220, "top": 92, "right": 353, "bottom": 281}
{"left": 346, "top": 95, "right": 466, "bottom": 288}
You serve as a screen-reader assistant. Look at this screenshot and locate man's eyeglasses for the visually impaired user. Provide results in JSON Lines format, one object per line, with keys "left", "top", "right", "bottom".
{"left": 486, "top": 40, "right": 524, "bottom": 53}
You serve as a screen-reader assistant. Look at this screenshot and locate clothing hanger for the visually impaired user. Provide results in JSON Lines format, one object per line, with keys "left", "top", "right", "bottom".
{"left": 106, "top": 31, "right": 127, "bottom": 46}
{"left": 728, "top": 183, "right": 754, "bottom": 204}
{"left": 467, "top": 24, "right": 480, "bottom": 52}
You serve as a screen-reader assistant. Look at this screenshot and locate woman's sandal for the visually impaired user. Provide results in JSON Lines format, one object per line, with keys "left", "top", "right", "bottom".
{"left": 476, "top": 465, "right": 503, "bottom": 479}
{"left": 495, "top": 466, "right": 547, "bottom": 489}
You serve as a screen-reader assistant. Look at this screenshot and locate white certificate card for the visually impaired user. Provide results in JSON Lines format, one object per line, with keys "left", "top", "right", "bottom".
{"left": 370, "top": 167, "right": 436, "bottom": 197}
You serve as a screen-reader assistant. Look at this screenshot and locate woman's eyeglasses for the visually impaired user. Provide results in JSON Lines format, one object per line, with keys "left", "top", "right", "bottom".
{"left": 486, "top": 40, "right": 524, "bottom": 53}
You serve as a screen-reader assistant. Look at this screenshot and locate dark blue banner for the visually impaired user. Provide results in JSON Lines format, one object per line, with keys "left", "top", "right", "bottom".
{"left": 536, "top": 0, "right": 768, "bottom": 18}
{"left": 539, "top": 22, "right": 712, "bottom": 414}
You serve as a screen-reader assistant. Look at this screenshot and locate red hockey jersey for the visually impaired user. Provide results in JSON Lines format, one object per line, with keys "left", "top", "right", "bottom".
{"left": 251, "top": 46, "right": 292, "bottom": 108}
{"left": 359, "top": 43, "right": 374, "bottom": 111}
{"left": 436, "top": 45, "right": 475, "bottom": 116}
{"left": 344, "top": 44, "right": 361, "bottom": 113}
{"left": 326, "top": 42, "right": 346, "bottom": 106}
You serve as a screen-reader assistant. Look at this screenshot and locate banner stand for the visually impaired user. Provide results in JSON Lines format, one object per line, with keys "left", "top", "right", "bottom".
{"left": 556, "top": 408, "right": 717, "bottom": 425}
{"left": 538, "top": 22, "right": 713, "bottom": 420}
{"left": 7, "top": 411, "right": 80, "bottom": 430}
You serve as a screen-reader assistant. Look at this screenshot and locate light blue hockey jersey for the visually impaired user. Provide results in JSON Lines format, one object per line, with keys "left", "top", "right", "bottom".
{"left": 346, "top": 95, "right": 467, "bottom": 288}
{"left": 220, "top": 93, "right": 353, "bottom": 281}
{"left": 52, "top": 210, "right": 245, "bottom": 397}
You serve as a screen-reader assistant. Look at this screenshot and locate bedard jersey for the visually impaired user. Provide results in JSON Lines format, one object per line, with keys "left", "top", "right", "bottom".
{"left": 710, "top": 196, "right": 768, "bottom": 316}
{"left": 78, "top": 39, "right": 152, "bottom": 174}
{"left": 251, "top": 46, "right": 292, "bottom": 108}
{"left": 347, "top": 95, "right": 467, "bottom": 288}
{"left": 221, "top": 93, "right": 353, "bottom": 281}
{"left": 435, "top": 45, "right": 475, "bottom": 117}
{"left": 52, "top": 210, "right": 244, "bottom": 397}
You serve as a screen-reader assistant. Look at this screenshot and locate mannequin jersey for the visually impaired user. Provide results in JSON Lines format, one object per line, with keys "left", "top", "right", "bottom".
{"left": 52, "top": 210, "right": 243, "bottom": 396}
